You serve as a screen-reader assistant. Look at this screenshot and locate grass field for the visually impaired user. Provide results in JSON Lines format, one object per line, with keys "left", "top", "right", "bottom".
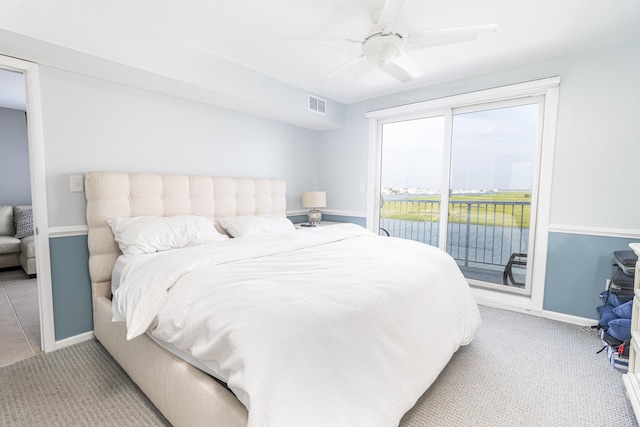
{"left": 380, "top": 191, "right": 531, "bottom": 228}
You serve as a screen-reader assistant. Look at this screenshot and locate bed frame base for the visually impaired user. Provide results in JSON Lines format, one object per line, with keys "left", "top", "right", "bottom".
{"left": 95, "top": 296, "right": 248, "bottom": 426}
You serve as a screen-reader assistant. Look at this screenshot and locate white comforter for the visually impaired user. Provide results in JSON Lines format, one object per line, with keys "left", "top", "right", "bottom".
{"left": 113, "top": 223, "right": 480, "bottom": 427}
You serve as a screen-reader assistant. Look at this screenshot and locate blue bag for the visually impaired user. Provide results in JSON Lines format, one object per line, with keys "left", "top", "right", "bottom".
{"left": 608, "top": 318, "right": 632, "bottom": 342}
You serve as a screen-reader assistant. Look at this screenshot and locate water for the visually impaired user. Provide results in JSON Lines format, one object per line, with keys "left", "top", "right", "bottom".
{"left": 380, "top": 218, "right": 529, "bottom": 271}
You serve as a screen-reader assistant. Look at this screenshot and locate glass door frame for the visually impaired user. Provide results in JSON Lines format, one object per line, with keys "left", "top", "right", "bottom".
{"left": 365, "top": 77, "right": 560, "bottom": 312}
{"left": 448, "top": 96, "right": 545, "bottom": 296}
{"left": 372, "top": 108, "right": 451, "bottom": 247}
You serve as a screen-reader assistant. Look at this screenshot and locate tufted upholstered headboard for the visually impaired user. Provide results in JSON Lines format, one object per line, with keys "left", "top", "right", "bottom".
{"left": 85, "top": 171, "right": 287, "bottom": 310}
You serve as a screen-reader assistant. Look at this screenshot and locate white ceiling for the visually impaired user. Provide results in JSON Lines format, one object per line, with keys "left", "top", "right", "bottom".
{"left": 1, "top": 0, "right": 640, "bottom": 113}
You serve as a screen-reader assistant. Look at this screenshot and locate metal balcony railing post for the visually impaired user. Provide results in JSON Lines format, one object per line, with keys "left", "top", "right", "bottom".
{"left": 464, "top": 202, "right": 471, "bottom": 267}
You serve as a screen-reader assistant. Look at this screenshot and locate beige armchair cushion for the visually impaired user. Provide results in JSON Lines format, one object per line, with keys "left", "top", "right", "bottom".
{"left": 20, "top": 235, "right": 36, "bottom": 258}
{"left": 0, "top": 235, "right": 21, "bottom": 254}
{"left": 0, "top": 205, "right": 15, "bottom": 237}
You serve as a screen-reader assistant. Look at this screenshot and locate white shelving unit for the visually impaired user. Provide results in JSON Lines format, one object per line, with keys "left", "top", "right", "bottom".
{"left": 623, "top": 242, "right": 640, "bottom": 422}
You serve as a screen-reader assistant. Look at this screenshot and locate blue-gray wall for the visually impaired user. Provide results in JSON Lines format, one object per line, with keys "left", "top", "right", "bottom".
{"left": 48, "top": 223, "right": 635, "bottom": 339}
{"left": 290, "top": 214, "right": 366, "bottom": 228}
{"left": 50, "top": 216, "right": 367, "bottom": 339}
{"left": 544, "top": 233, "right": 637, "bottom": 319}
{"left": 0, "top": 107, "right": 31, "bottom": 205}
{"left": 49, "top": 235, "right": 92, "bottom": 340}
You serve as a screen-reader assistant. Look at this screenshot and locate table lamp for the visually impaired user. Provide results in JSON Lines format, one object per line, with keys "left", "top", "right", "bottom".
{"left": 301, "top": 191, "right": 326, "bottom": 226}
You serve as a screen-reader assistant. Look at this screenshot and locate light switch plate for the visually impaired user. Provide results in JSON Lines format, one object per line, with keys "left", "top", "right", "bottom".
{"left": 70, "top": 175, "right": 84, "bottom": 192}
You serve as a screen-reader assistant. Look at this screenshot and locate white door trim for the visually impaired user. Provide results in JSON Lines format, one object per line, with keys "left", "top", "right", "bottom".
{"left": 0, "top": 55, "right": 55, "bottom": 352}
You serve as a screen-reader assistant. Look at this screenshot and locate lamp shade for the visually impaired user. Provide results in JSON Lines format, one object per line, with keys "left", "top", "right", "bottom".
{"left": 301, "top": 191, "right": 326, "bottom": 208}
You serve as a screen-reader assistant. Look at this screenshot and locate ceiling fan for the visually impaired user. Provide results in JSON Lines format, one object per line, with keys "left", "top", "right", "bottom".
{"left": 285, "top": 0, "right": 497, "bottom": 83}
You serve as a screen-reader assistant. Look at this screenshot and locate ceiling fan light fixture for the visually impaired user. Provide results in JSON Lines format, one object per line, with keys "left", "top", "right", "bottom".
{"left": 362, "top": 33, "right": 402, "bottom": 68}
{"left": 284, "top": 0, "right": 495, "bottom": 84}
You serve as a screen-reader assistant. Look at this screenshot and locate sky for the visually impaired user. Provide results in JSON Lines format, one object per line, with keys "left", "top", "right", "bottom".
{"left": 381, "top": 102, "right": 538, "bottom": 192}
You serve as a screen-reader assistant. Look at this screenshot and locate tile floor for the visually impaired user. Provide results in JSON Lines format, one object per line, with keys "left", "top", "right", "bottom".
{"left": 0, "top": 268, "right": 41, "bottom": 367}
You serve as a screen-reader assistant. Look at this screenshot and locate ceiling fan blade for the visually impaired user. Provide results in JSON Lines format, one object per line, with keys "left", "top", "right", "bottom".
{"left": 372, "top": 0, "right": 406, "bottom": 33}
{"left": 284, "top": 34, "right": 361, "bottom": 44}
{"left": 325, "top": 54, "right": 367, "bottom": 79}
{"left": 350, "top": 56, "right": 374, "bottom": 79}
{"left": 407, "top": 24, "right": 497, "bottom": 49}
{"left": 382, "top": 61, "right": 411, "bottom": 83}
{"left": 381, "top": 50, "right": 424, "bottom": 83}
{"left": 392, "top": 50, "right": 425, "bottom": 79}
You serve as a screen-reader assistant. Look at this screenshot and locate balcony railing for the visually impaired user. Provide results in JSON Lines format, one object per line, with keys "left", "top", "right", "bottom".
{"left": 379, "top": 198, "right": 530, "bottom": 276}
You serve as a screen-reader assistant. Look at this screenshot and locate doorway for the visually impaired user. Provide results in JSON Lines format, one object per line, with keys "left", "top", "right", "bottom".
{"left": 0, "top": 69, "right": 41, "bottom": 366}
{"left": 0, "top": 55, "right": 55, "bottom": 355}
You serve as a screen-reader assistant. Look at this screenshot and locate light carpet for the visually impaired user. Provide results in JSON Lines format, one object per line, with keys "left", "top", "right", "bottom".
{"left": 0, "top": 305, "right": 636, "bottom": 426}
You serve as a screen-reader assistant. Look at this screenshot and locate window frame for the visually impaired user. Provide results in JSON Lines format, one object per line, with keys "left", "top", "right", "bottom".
{"left": 365, "top": 77, "right": 560, "bottom": 312}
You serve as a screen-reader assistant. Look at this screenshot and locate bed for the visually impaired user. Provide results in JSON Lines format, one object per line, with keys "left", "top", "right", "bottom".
{"left": 85, "top": 171, "right": 480, "bottom": 427}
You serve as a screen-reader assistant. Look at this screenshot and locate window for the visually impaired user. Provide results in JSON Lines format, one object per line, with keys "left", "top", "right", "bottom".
{"left": 366, "top": 78, "right": 559, "bottom": 308}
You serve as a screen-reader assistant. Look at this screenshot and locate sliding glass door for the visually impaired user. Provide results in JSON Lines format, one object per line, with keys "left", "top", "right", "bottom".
{"left": 446, "top": 100, "right": 539, "bottom": 292}
{"left": 378, "top": 98, "right": 542, "bottom": 295}
{"left": 379, "top": 114, "right": 445, "bottom": 246}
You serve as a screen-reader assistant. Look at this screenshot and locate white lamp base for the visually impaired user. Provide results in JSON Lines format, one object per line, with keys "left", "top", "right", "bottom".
{"left": 307, "top": 209, "right": 322, "bottom": 226}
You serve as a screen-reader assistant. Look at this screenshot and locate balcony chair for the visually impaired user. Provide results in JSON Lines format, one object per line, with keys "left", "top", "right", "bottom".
{"left": 503, "top": 253, "right": 527, "bottom": 287}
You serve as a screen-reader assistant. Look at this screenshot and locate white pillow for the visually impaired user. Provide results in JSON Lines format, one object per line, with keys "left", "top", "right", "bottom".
{"left": 107, "top": 215, "right": 228, "bottom": 256}
{"left": 218, "top": 215, "right": 295, "bottom": 237}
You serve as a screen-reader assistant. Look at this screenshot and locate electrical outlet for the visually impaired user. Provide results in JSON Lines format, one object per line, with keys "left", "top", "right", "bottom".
{"left": 70, "top": 175, "right": 84, "bottom": 193}
{"left": 359, "top": 183, "right": 365, "bottom": 193}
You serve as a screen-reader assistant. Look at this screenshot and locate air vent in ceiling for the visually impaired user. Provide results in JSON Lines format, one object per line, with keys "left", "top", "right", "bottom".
{"left": 308, "top": 95, "right": 326, "bottom": 115}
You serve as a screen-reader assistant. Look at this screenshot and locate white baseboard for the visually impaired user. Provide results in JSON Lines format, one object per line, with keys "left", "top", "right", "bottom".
{"left": 55, "top": 330, "right": 94, "bottom": 350}
{"left": 472, "top": 287, "right": 538, "bottom": 313}
{"left": 476, "top": 299, "right": 597, "bottom": 327}
{"left": 472, "top": 287, "right": 597, "bottom": 327}
{"left": 50, "top": 307, "right": 595, "bottom": 354}
{"left": 541, "top": 310, "right": 598, "bottom": 327}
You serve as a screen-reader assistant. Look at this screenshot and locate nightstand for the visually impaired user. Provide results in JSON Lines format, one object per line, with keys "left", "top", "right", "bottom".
{"left": 294, "top": 221, "right": 341, "bottom": 229}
